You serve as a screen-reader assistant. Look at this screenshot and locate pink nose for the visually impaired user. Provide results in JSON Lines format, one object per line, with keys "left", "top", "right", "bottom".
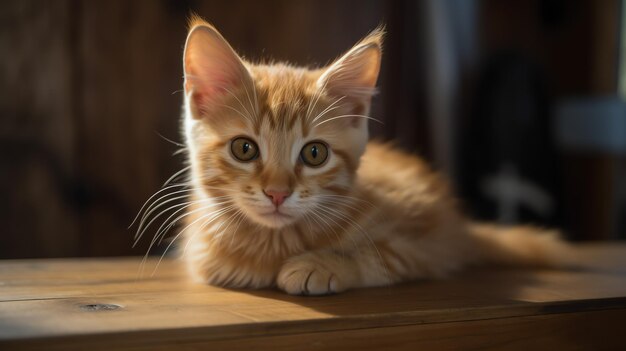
{"left": 263, "top": 189, "right": 292, "bottom": 207}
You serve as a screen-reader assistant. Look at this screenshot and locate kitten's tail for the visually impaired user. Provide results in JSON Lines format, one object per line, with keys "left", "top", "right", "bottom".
{"left": 467, "top": 222, "right": 579, "bottom": 269}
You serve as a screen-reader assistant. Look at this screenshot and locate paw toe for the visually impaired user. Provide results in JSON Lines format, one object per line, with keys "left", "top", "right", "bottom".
{"left": 278, "top": 264, "right": 336, "bottom": 295}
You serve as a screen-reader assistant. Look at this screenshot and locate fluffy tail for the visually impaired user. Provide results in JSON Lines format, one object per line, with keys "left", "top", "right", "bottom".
{"left": 467, "top": 222, "right": 579, "bottom": 269}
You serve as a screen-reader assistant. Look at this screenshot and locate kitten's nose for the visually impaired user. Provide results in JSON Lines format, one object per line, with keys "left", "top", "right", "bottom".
{"left": 263, "top": 189, "right": 292, "bottom": 207}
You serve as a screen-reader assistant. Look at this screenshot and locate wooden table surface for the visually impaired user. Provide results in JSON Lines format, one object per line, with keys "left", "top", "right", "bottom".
{"left": 1, "top": 244, "right": 626, "bottom": 350}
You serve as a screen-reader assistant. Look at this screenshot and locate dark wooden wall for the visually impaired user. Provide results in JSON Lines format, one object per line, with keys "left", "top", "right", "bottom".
{"left": 1, "top": 0, "right": 429, "bottom": 258}
{"left": 2, "top": 1, "right": 184, "bottom": 258}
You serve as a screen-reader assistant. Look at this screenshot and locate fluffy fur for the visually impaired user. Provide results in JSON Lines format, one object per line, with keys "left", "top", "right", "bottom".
{"left": 175, "top": 17, "right": 573, "bottom": 295}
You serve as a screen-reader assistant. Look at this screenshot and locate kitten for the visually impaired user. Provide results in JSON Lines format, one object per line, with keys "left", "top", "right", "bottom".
{"left": 177, "top": 17, "right": 572, "bottom": 295}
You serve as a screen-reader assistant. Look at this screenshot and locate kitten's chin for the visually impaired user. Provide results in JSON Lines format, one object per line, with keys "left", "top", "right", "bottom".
{"left": 246, "top": 209, "right": 297, "bottom": 229}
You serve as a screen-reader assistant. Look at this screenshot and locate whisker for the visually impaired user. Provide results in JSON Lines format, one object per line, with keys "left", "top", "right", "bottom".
{"left": 307, "top": 209, "right": 348, "bottom": 258}
{"left": 182, "top": 206, "right": 238, "bottom": 255}
{"left": 311, "top": 96, "right": 346, "bottom": 123}
{"left": 317, "top": 205, "right": 393, "bottom": 285}
{"left": 251, "top": 80, "right": 259, "bottom": 116}
{"left": 221, "top": 86, "right": 255, "bottom": 122}
{"left": 316, "top": 198, "right": 377, "bottom": 221}
{"left": 135, "top": 200, "right": 198, "bottom": 247}
{"left": 163, "top": 166, "right": 191, "bottom": 187}
{"left": 155, "top": 132, "right": 186, "bottom": 148}
{"left": 150, "top": 205, "right": 237, "bottom": 276}
{"left": 140, "top": 203, "right": 235, "bottom": 276}
{"left": 300, "top": 211, "right": 315, "bottom": 237}
{"left": 135, "top": 196, "right": 229, "bottom": 246}
{"left": 240, "top": 75, "right": 259, "bottom": 117}
{"left": 128, "top": 184, "right": 190, "bottom": 229}
{"left": 315, "top": 206, "right": 359, "bottom": 256}
{"left": 173, "top": 148, "right": 188, "bottom": 156}
{"left": 228, "top": 211, "right": 246, "bottom": 248}
{"left": 315, "top": 193, "right": 377, "bottom": 207}
{"left": 136, "top": 190, "right": 195, "bottom": 232}
{"left": 315, "top": 114, "right": 383, "bottom": 127}
{"left": 151, "top": 198, "right": 233, "bottom": 247}
{"left": 216, "top": 103, "right": 255, "bottom": 123}
{"left": 135, "top": 191, "right": 198, "bottom": 240}
{"left": 213, "top": 209, "right": 244, "bottom": 249}
{"left": 306, "top": 75, "right": 333, "bottom": 122}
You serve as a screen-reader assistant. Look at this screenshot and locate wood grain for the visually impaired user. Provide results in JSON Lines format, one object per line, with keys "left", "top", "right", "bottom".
{"left": 0, "top": 244, "right": 625, "bottom": 350}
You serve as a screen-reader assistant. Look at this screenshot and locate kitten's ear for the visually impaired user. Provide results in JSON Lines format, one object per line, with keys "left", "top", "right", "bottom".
{"left": 318, "top": 27, "right": 384, "bottom": 104}
{"left": 183, "top": 20, "right": 253, "bottom": 119}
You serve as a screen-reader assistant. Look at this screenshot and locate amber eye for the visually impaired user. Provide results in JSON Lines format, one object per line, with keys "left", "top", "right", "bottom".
{"left": 231, "top": 137, "right": 259, "bottom": 162}
{"left": 300, "top": 141, "right": 329, "bottom": 167}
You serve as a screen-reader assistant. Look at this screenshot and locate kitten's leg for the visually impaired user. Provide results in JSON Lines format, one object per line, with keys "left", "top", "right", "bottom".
{"left": 277, "top": 250, "right": 360, "bottom": 295}
{"left": 277, "top": 234, "right": 472, "bottom": 295}
{"left": 277, "top": 223, "right": 575, "bottom": 295}
{"left": 277, "top": 243, "right": 410, "bottom": 295}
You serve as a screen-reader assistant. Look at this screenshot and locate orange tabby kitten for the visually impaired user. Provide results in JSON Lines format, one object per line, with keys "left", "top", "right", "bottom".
{"left": 178, "top": 17, "right": 572, "bottom": 295}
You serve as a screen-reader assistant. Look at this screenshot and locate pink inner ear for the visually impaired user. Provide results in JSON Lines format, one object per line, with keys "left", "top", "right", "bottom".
{"left": 183, "top": 25, "right": 255, "bottom": 117}
{"left": 187, "top": 72, "right": 239, "bottom": 112}
{"left": 190, "top": 87, "right": 223, "bottom": 114}
{"left": 191, "top": 90, "right": 209, "bottom": 112}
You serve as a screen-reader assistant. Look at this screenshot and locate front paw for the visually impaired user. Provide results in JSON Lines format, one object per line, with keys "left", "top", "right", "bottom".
{"left": 277, "top": 253, "right": 352, "bottom": 295}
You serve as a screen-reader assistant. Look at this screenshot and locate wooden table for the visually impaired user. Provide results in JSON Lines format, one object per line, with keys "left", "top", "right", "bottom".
{"left": 1, "top": 244, "right": 626, "bottom": 350}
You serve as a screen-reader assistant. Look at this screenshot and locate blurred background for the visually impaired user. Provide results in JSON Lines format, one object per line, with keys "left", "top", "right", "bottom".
{"left": 1, "top": 0, "right": 625, "bottom": 259}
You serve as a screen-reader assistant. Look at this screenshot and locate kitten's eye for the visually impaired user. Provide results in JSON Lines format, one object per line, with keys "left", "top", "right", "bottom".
{"left": 231, "top": 137, "right": 259, "bottom": 162}
{"left": 300, "top": 141, "right": 329, "bottom": 167}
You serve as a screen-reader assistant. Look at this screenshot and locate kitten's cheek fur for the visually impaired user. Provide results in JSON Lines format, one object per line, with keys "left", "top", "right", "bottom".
{"left": 277, "top": 251, "right": 360, "bottom": 295}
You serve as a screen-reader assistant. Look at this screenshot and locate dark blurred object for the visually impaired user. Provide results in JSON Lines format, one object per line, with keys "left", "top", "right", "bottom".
{"left": 456, "top": 0, "right": 624, "bottom": 241}
{"left": 555, "top": 97, "right": 626, "bottom": 240}
{"left": 459, "top": 54, "right": 562, "bottom": 227}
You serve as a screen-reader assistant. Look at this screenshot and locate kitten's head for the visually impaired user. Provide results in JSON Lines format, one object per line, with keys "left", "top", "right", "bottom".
{"left": 182, "top": 17, "right": 382, "bottom": 229}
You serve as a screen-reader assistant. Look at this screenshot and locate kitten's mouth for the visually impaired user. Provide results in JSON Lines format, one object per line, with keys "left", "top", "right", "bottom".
{"left": 255, "top": 209, "right": 295, "bottom": 228}
{"left": 246, "top": 205, "right": 297, "bottom": 228}
{"left": 263, "top": 209, "right": 292, "bottom": 219}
